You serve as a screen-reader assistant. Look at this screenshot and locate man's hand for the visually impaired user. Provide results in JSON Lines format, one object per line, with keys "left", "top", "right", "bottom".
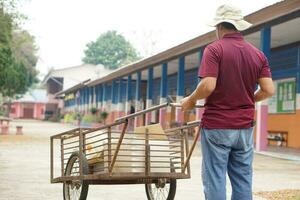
{"left": 255, "top": 78, "right": 275, "bottom": 102}
{"left": 180, "top": 96, "right": 196, "bottom": 111}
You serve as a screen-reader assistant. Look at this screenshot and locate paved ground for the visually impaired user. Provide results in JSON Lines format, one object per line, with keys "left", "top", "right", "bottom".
{"left": 0, "top": 120, "right": 300, "bottom": 200}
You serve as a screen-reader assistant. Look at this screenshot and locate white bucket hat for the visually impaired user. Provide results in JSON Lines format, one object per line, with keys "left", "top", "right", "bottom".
{"left": 208, "top": 4, "right": 252, "bottom": 31}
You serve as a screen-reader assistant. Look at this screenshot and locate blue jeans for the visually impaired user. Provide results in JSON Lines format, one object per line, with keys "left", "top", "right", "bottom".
{"left": 201, "top": 128, "right": 254, "bottom": 200}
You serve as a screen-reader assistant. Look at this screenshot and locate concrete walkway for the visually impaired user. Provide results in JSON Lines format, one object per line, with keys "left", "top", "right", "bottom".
{"left": 0, "top": 120, "right": 300, "bottom": 200}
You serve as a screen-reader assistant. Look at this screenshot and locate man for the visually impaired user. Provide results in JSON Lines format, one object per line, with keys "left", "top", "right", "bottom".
{"left": 180, "top": 4, "right": 274, "bottom": 200}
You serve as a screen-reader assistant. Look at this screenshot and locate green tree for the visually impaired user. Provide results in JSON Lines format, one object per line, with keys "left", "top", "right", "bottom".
{"left": 11, "top": 30, "right": 38, "bottom": 85}
{"left": 0, "top": 1, "right": 38, "bottom": 115}
{"left": 83, "top": 30, "right": 140, "bottom": 70}
{"left": 0, "top": 1, "right": 38, "bottom": 93}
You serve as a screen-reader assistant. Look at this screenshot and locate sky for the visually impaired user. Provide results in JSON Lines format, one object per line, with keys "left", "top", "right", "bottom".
{"left": 20, "top": 0, "right": 281, "bottom": 78}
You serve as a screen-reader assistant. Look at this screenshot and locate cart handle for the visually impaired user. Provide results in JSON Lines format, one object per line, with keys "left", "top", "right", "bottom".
{"left": 169, "top": 102, "right": 203, "bottom": 108}
{"left": 115, "top": 102, "right": 204, "bottom": 123}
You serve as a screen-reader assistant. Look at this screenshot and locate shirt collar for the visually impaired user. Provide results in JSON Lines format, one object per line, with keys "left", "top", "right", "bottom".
{"left": 223, "top": 32, "right": 244, "bottom": 39}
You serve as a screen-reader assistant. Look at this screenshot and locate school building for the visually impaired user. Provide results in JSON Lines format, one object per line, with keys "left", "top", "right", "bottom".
{"left": 57, "top": 0, "right": 300, "bottom": 150}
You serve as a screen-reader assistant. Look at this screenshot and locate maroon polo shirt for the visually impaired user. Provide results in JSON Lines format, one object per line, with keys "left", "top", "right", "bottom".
{"left": 199, "top": 32, "right": 271, "bottom": 129}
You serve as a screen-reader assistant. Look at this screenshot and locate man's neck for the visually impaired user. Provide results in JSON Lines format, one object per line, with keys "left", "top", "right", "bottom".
{"left": 221, "top": 30, "right": 239, "bottom": 38}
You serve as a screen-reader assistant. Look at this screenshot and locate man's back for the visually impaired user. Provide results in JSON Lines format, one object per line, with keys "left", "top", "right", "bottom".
{"left": 199, "top": 32, "right": 271, "bottom": 129}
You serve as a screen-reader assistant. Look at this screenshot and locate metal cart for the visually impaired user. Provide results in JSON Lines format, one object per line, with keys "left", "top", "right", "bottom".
{"left": 50, "top": 103, "right": 201, "bottom": 200}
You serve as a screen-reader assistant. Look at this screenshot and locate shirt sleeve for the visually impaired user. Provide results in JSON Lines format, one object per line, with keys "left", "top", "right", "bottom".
{"left": 259, "top": 54, "right": 272, "bottom": 78}
{"left": 198, "top": 45, "right": 220, "bottom": 78}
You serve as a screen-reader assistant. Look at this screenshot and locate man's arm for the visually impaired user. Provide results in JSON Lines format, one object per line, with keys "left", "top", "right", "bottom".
{"left": 254, "top": 78, "right": 275, "bottom": 102}
{"left": 180, "top": 77, "right": 217, "bottom": 111}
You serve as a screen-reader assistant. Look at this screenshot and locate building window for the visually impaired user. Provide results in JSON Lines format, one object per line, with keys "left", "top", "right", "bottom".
{"left": 11, "top": 108, "right": 16, "bottom": 114}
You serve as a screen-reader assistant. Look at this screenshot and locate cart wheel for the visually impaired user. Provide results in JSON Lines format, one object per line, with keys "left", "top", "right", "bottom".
{"left": 63, "top": 152, "right": 89, "bottom": 200}
{"left": 145, "top": 162, "right": 177, "bottom": 200}
{"left": 145, "top": 178, "right": 177, "bottom": 200}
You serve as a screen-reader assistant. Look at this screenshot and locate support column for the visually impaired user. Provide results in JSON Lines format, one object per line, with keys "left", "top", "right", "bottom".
{"left": 297, "top": 47, "right": 300, "bottom": 111}
{"left": 84, "top": 88, "right": 89, "bottom": 113}
{"left": 176, "top": 56, "right": 185, "bottom": 123}
{"left": 81, "top": 88, "right": 84, "bottom": 112}
{"left": 33, "top": 103, "right": 38, "bottom": 119}
{"left": 118, "top": 79, "right": 125, "bottom": 118}
{"left": 101, "top": 83, "right": 107, "bottom": 113}
{"left": 111, "top": 80, "right": 117, "bottom": 123}
{"left": 76, "top": 90, "right": 80, "bottom": 112}
{"left": 82, "top": 88, "right": 86, "bottom": 112}
{"left": 86, "top": 87, "right": 89, "bottom": 113}
{"left": 90, "top": 87, "right": 94, "bottom": 109}
{"left": 92, "top": 86, "right": 96, "bottom": 108}
{"left": 256, "top": 26, "right": 271, "bottom": 151}
{"left": 17, "top": 103, "right": 22, "bottom": 118}
{"left": 79, "top": 89, "right": 83, "bottom": 112}
{"left": 99, "top": 84, "right": 103, "bottom": 111}
{"left": 196, "top": 49, "right": 205, "bottom": 121}
{"left": 126, "top": 75, "right": 134, "bottom": 130}
{"left": 159, "top": 63, "right": 168, "bottom": 128}
{"left": 126, "top": 75, "right": 132, "bottom": 114}
{"left": 145, "top": 67, "right": 154, "bottom": 125}
{"left": 84, "top": 87, "right": 88, "bottom": 113}
{"left": 134, "top": 71, "right": 142, "bottom": 127}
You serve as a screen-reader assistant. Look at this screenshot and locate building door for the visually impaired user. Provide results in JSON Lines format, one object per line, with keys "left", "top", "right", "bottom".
{"left": 22, "top": 103, "right": 35, "bottom": 119}
{"left": 23, "top": 108, "right": 34, "bottom": 118}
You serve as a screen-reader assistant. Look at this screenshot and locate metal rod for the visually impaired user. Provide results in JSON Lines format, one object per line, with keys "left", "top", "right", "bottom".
{"left": 184, "top": 132, "right": 191, "bottom": 176}
{"left": 79, "top": 129, "right": 84, "bottom": 176}
{"left": 109, "top": 120, "right": 128, "bottom": 173}
{"left": 83, "top": 120, "right": 126, "bottom": 135}
{"left": 60, "top": 138, "right": 64, "bottom": 177}
{"left": 50, "top": 138, "right": 54, "bottom": 182}
{"left": 180, "top": 129, "right": 185, "bottom": 173}
{"left": 85, "top": 137, "right": 108, "bottom": 146}
{"left": 145, "top": 128, "right": 150, "bottom": 176}
{"left": 108, "top": 127, "right": 112, "bottom": 174}
{"left": 85, "top": 131, "right": 108, "bottom": 140}
{"left": 51, "top": 128, "right": 80, "bottom": 139}
{"left": 183, "top": 128, "right": 201, "bottom": 171}
{"left": 169, "top": 102, "right": 204, "bottom": 108}
{"left": 115, "top": 102, "right": 169, "bottom": 122}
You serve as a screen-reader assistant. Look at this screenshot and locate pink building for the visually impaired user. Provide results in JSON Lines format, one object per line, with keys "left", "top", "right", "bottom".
{"left": 8, "top": 89, "right": 47, "bottom": 120}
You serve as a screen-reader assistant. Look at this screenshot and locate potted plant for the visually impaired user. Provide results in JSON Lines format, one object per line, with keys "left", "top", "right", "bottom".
{"left": 100, "top": 111, "right": 108, "bottom": 125}
{"left": 90, "top": 107, "right": 98, "bottom": 115}
{"left": 75, "top": 112, "right": 82, "bottom": 126}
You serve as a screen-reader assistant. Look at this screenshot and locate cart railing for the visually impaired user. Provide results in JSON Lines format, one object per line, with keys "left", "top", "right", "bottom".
{"left": 50, "top": 103, "right": 202, "bottom": 183}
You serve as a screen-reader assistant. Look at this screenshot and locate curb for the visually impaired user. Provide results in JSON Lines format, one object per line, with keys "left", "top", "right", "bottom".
{"left": 254, "top": 150, "right": 300, "bottom": 163}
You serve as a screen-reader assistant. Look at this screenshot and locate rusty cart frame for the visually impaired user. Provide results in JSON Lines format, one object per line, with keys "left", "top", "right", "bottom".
{"left": 50, "top": 102, "right": 201, "bottom": 200}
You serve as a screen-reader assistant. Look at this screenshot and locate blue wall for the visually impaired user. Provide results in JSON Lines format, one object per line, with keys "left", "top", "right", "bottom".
{"left": 167, "top": 73, "right": 177, "bottom": 96}
{"left": 269, "top": 45, "right": 300, "bottom": 92}
{"left": 152, "top": 78, "right": 161, "bottom": 105}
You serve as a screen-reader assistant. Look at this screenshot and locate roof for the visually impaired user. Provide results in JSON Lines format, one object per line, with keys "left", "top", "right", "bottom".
{"left": 55, "top": 79, "right": 90, "bottom": 97}
{"left": 41, "top": 64, "right": 113, "bottom": 91}
{"left": 14, "top": 89, "right": 48, "bottom": 103}
{"left": 61, "top": 0, "right": 300, "bottom": 94}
